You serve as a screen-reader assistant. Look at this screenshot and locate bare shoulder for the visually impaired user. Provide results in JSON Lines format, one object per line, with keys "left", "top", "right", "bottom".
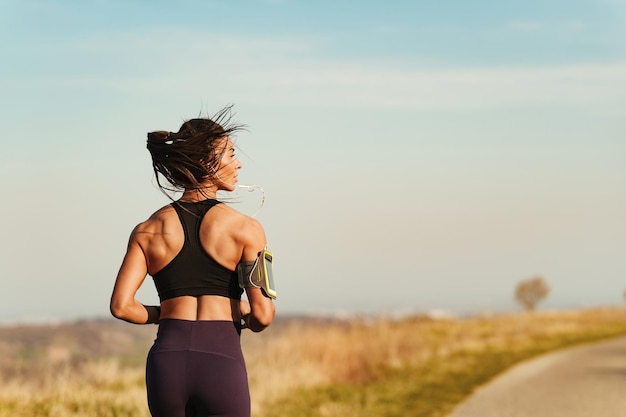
{"left": 213, "top": 203, "right": 266, "bottom": 246}
{"left": 130, "top": 204, "right": 177, "bottom": 240}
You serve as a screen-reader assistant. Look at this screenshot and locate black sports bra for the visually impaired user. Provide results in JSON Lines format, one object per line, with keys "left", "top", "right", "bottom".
{"left": 151, "top": 199, "right": 243, "bottom": 302}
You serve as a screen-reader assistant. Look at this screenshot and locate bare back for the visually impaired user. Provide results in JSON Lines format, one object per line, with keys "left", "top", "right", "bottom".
{"left": 133, "top": 201, "right": 264, "bottom": 321}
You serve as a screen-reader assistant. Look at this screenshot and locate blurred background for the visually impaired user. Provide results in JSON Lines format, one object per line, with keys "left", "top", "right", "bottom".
{"left": 0, "top": 0, "right": 624, "bottom": 323}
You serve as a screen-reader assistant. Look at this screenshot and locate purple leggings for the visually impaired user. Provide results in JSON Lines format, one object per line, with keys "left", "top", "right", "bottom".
{"left": 146, "top": 319, "right": 250, "bottom": 417}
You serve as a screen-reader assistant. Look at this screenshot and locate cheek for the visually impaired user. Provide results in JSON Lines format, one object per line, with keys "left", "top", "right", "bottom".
{"left": 226, "top": 159, "right": 238, "bottom": 171}
{"left": 217, "top": 156, "right": 231, "bottom": 170}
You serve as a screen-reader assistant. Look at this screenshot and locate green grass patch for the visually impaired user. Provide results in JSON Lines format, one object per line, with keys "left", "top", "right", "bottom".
{"left": 259, "top": 321, "right": 626, "bottom": 417}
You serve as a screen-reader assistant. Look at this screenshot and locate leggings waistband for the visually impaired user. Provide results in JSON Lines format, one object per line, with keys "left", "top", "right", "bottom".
{"left": 154, "top": 319, "right": 242, "bottom": 356}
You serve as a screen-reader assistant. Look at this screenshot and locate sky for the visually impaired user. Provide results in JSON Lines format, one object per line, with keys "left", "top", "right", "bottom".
{"left": 0, "top": 0, "right": 624, "bottom": 322}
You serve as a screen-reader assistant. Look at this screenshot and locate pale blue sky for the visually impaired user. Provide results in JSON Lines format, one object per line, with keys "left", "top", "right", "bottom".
{"left": 0, "top": 0, "right": 624, "bottom": 322}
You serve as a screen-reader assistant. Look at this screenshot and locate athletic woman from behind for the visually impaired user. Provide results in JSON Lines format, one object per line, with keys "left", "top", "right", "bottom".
{"left": 110, "top": 107, "right": 276, "bottom": 417}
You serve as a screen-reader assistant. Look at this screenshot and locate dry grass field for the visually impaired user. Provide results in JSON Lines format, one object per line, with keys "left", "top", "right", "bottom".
{"left": 2, "top": 307, "right": 626, "bottom": 417}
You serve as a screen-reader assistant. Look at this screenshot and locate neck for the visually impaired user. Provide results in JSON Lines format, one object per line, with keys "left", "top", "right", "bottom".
{"left": 180, "top": 186, "right": 217, "bottom": 202}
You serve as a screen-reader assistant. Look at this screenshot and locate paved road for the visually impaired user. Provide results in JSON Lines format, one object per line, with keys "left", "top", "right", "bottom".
{"left": 447, "top": 336, "right": 626, "bottom": 417}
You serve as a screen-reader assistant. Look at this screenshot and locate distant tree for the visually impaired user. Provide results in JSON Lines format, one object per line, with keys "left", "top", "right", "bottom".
{"left": 515, "top": 276, "right": 549, "bottom": 312}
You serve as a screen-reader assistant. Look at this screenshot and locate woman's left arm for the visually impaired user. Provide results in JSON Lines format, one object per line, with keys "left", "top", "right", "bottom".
{"left": 110, "top": 228, "right": 160, "bottom": 324}
{"left": 239, "top": 220, "right": 276, "bottom": 332}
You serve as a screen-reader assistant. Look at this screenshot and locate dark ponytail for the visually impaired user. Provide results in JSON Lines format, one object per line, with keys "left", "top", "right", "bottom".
{"left": 146, "top": 106, "right": 245, "bottom": 198}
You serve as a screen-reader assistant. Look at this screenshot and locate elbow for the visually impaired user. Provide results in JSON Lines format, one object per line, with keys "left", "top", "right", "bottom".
{"left": 110, "top": 302, "right": 123, "bottom": 320}
{"left": 110, "top": 298, "right": 130, "bottom": 322}
{"left": 249, "top": 303, "right": 276, "bottom": 332}
{"left": 256, "top": 310, "right": 275, "bottom": 329}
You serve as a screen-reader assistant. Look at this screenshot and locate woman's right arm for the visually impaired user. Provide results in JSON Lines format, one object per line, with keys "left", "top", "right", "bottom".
{"left": 110, "top": 227, "right": 160, "bottom": 325}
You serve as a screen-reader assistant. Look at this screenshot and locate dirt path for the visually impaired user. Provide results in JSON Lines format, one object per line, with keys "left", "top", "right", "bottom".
{"left": 447, "top": 335, "right": 626, "bottom": 417}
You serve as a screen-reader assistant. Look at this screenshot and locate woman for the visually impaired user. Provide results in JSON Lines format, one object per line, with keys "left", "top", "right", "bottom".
{"left": 110, "top": 107, "right": 276, "bottom": 417}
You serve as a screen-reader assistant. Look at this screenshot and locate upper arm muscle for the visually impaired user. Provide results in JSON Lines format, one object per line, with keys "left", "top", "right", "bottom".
{"left": 111, "top": 234, "right": 149, "bottom": 305}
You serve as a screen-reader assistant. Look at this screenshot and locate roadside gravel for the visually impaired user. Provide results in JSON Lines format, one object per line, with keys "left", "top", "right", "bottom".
{"left": 447, "top": 335, "right": 626, "bottom": 417}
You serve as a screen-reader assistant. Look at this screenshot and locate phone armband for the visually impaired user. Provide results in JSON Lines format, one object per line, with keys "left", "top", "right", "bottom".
{"left": 237, "top": 249, "right": 277, "bottom": 299}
